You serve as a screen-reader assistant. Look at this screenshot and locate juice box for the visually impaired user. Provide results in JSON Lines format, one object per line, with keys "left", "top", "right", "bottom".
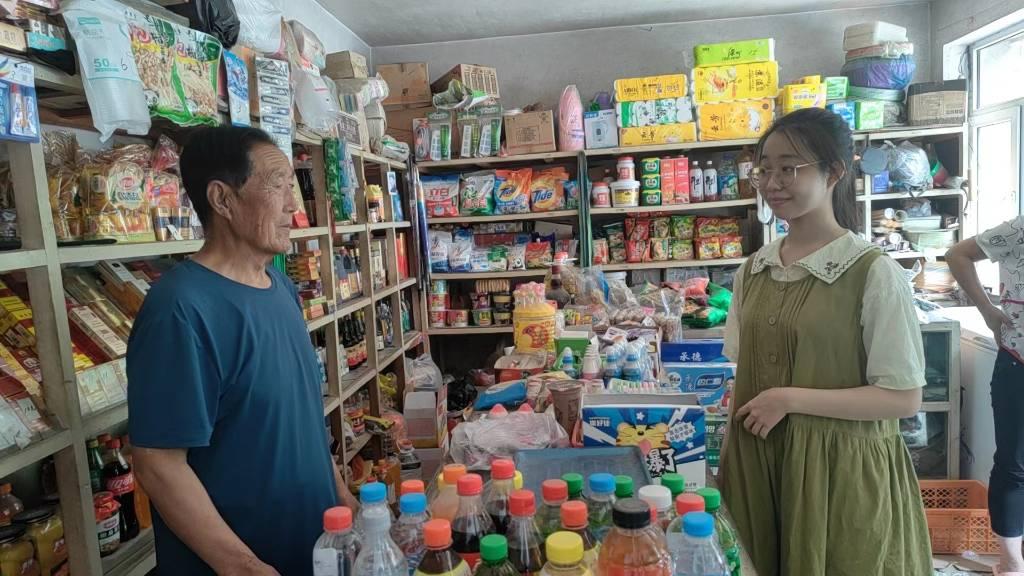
{"left": 696, "top": 99, "right": 775, "bottom": 141}
{"left": 613, "top": 74, "right": 687, "bottom": 102}
{"left": 618, "top": 122, "right": 697, "bottom": 147}
{"left": 694, "top": 38, "right": 775, "bottom": 67}
{"left": 692, "top": 61, "right": 779, "bottom": 104}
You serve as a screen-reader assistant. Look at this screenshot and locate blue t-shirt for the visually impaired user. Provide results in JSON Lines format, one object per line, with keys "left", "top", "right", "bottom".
{"left": 127, "top": 260, "right": 337, "bottom": 575}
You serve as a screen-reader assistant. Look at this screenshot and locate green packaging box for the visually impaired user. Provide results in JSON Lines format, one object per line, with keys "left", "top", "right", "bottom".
{"left": 855, "top": 100, "right": 885, "bottom": 130}
{"left": 825, "top": 76, "right": 849, "bottom": 100}
{"left": 694, "top": 38, "right": 775, "bottom": 67}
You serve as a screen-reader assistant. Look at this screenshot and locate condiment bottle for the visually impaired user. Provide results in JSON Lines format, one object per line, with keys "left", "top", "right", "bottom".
{"left": 451, "top": 474, "right": 493, "bottom": 568}
{"left": 483, "top": 459, "right": 516, "bottom": 534}
{"left": 559, "top": 501, "right": 599, "bottom": 570}
{"left": 414, "top": 519, "right": 470, "bottom": 576}
{"left": 537, "top": 480, "right": 568, "bottom": 539}
{"left": 506, "top": 489, "right": 545, "bottom": 574}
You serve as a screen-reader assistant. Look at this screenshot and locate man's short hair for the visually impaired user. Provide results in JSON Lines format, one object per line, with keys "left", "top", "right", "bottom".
{"left": 179, "top": 126, "right": 276, "bottom": 226}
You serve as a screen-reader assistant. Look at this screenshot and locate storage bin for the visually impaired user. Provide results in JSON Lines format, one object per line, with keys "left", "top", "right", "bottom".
{"left": 905, "top": 229, "right": 956, "bottom": 251}
{"left": 919, "top": 480, "right": 1000, "bottom": 554}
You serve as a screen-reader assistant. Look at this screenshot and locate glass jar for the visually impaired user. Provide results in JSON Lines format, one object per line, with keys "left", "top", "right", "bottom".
{"left": 0, "top": 524, "right": 40, "bottom": 576}
{"left": 93, "top": 492, "right": 121, "bottom": 556}
{"left": 14, "top": 507, "right": 66, "bottom": 575}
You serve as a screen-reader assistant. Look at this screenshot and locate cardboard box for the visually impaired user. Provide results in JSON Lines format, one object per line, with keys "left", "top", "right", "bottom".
{"left": 613, "top": 74, "right": 687, "bottom": 102}
{"left": 692, "top": 61, "right": 779, "bottom": 104}
{"left": 781, "top": 82, "right": 826, "bottom": 114}
{"left": 662, "top": 362, "right": 735, "bottom": 415}
{"left": 705, "top": 414, "right": 728, "bottom": 475}
{"left": 0, "top": 23, "right": 25, "bottom": 53}
{"left": 325, "top": 50, "right": 368, "bottom": 79}
{"left": 907, "top": 80, "right": 966, "bottom": 127}
{"left": 694, "top": 38, "right": 775, "bottom": 67}
{"left": 431, "top": 63, "right": 499, "bottom": 100}
{"left": 618, "top": 123, "right": 697, "bottom": 147}
{"left": 825, "top": 76, "right": 849, "bottom": 100}
{"left": 855, "top": 100, "right": 885, "bottom": 130}
{"left": 504, "top": 110, "right": 556, "bottom": 156}
{"left": 661, "top": 340, "right": 726, "bottom": 363}
{"left": 384, "top": 104, "right": 434, "bottom": 148}
{"left": 405, "top": 384, "right": 447, "bottom": 449}
{"left": 696, "top": 99, "right": 774, "bottom": 140}
{"left": 584, "top": 109, "right": 618, "bottom": 149}
{"left": 378, "top": 62, "right": 431, "bottom": 108}
{"left": 581, "top": 393, "right": 706, "bottom": 489}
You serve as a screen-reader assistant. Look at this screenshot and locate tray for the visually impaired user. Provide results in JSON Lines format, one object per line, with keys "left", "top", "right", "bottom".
{"left": 514, "top": 446, "right": 652, "bottom": 498}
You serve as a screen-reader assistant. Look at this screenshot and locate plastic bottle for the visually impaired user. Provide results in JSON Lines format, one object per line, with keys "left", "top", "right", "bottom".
{"left": 560, "top": 501, "right": 599, "bottom": 570}
{"left": 562, "top": 474, "right": 584, "bottom": 502}
{"left": 452, "top": 474, "right": 493, "bottom": 569}
{"left": 736, "top": 148, "right": 755, "bottom": 199}
{"left": 514, "top": 472, "right": 524, "bottom": 491}
{"left": 358, "top": 482, "right": 395, "bottom": 536}
{"left": 431, "top": 464, "right": 467, "bottom": 521}
{"left": 602, "top": 352, "right": 621, "bottom": 386}
{"left": 596, "top": 498, "right": 672, "bottom": 576}
{"left": 476, "top": 534, "right": 519, "bottom": 576}
{"left": 696, "top": 488, "right": 740, "bottom": 576}
{"left": 352, "top": 495, "right": 406, "bottom": 576}
{"left": 703, "top": 161, "right": 719, "bottom": 202}
{"left": 581, "top": 344, "right": 601, "bottom": 380}
{"left": 670, "top": 512, "right": 729, "bottom": 576}
{"left": 538, "top": 479, "right": 569, "bottom": 539}
{"left": 484, "top": 459, "right": 516, "bottom": 535}
{"left": 585, "top": 474, "right": 615, "bottom": 541}
{"left": 103, "top": 439, "right": 139, "bottom": 541}
{"left": 541, "top": 532, "right": 591, "bottom": 576}
{"left": 621, "top": 353, "right": 641, "bottom": 383}
{"left": 87, "top": 439, "right": 104, "bottom": 493}
{"left": 659, "top": 473, "right": 685, "bottom": 500}
{"left": 559, "top": 348, "right": 578, "bottom": 379}
{"left": 639, "top": 485, "right": 674, "bottom": 531}
{"left": 402, "top": 480, "right": 426, "bottom": 497}
{"left": 0, "top": 484, "right": 23, "bottom": 526}
{"left": 313, "top": 506, "right": 361, "bottom": 576}
{"left": 414, "top": 519, "right": 471, "bottom": 576}
{"left": 689, "top": 161, "right": 704, "bottom": 203}
{"left": 393, "top": 494, "right": 429, "bottom": 574}
{"left": 506, "top": 489, "right": 545, "bottom": 574}
{"left": 613, "top": 476, "right": 633, "bottom": 500}
{"left": 665, "top": 494, "right": 706, "bottom": 568}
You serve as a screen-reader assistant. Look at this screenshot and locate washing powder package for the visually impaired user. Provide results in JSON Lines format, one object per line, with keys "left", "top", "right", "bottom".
{"left": 613, "top": 74, "right": 688, "bottom": 102}
{"left": 692, "top": 61, "right": 779, "bottom": 104}
{"left": 582, "top": 393, "right": 706, "bottom": 489}
{"left": 661, "top": 340, "right": 726, "bottom": 363}
{"left": 615, "top": 97, "right": 693, "bottom": 128}
{"left": 696, "top": 99, "right": 774, "bottom": 140}
{"left": 584, "top": 109, "right": 618, "bottom": 149}
{"left": 662, "top": 362, "right": 735, "bottom": 416}
{"left": 694, "top": 38, "right": 775, "bottom": 67}
{"left": 618, "top": 123, "right": 697, "bottom": 147}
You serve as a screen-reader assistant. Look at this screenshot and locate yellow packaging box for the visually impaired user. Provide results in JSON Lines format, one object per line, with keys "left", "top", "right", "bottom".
{"left": 619, "top": 123, "right": 698, "bottom": 147}
{"left": 697, "top": 100, "right": 775, "bottom": 141}
{"left": 614, "top": 74, "right": 688, "bottom": 102}
{"left": 781, "top": 82, "right": 827, "bottom": 114}
{"left": 692, "top": 61, "right": 779, "bottom": 104}
{"left": 798, "top": 75, "right": 822, "bottom": 85}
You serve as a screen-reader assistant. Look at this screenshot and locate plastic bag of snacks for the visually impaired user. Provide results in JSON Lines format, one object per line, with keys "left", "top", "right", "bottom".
{"left": 593, "top": 239, "right": 609, "bottom": 264}
{"left": 718, "top": 217, "right": 740, "bottom": 237}
{"left": 695, "top": 237, "right": 722, "bottom": 260}
{"left": 82, "top": 145, "right": 155, "bottom": 242}
{"left": 720, "top": 236, "right": 743, "bottom": 259}
{"left": 423, "top": 174, "right": 460, "bottom": 217}
{"left": 670, "top": 215, "right": 694, "bottom": 239}
{"left": 494, "top": 168, "right": 532, "bottom": 214}
{"left": 525, "top": 241, "right": 552, "bottom": 269}
{"left": 695, "top": 217, "right": 719, "bottom": 238}
{"left": 460, "top": 170, "right": 495, "bottom": 216}
{"left": 507, "top": 244, "right": 526, "bottom": 270}
{"left": 670, "top": 240, "right": 693, "bottom": 261}
{"left": 43, "top": 131, "right": 85, "bottom": 241}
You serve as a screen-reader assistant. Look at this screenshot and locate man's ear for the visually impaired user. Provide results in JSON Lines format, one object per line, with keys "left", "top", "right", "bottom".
{"left": 206, "top": 181, "right": 235, "bottom": 221}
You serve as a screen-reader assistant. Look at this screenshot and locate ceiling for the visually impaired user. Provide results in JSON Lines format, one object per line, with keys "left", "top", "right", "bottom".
{"left": 318, "top": 0, "right": 928, "bottom": 46}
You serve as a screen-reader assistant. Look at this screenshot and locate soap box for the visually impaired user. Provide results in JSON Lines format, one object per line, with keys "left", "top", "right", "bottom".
{"left": 694, "top": 38, "right": 775, "bottom": 67}
{"left": 781, "top": 83, "right": 826, "bottom": 114}
{"left": 614, "top": 74, "right": 687, "bottom": 103}
{"left": 582, "top": 393, "right": 706, "bottom": 489}
{"left": 696, "top": 99, "right": 774, "bottom": 141}
{"left": 584, "top": 110, "right": 618, "bottom": 149}
{"left": 662, "top": 362, "right": 735, "bottom": 416}
{"left": 619, "top": 123, "right": 697, "bottom": 147}
{"left": 855, "top": 100, "right": 885, "bottom": 130}
{"left": 661, "top": 340, "right": 727, "bottom": 363}
{"left": 692, "top": 61, "right": 779, "bottom": 104}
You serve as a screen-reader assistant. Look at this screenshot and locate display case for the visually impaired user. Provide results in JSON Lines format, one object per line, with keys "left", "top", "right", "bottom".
{"left": 900, "top": 321, "right": 961, "bottom": 479}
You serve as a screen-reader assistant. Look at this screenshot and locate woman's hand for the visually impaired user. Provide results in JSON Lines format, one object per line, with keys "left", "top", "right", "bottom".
{"left": 736, "top": 387, "right": 793, "bottom": 439}
{"left": 981, "top": 304, "right": 1014, "bottom": 343}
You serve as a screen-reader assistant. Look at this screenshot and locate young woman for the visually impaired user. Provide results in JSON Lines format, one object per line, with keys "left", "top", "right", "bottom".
{"left": 947, "top": 218, "right": 1024, "bottom": 576}
{"left": 719, "top": 108, "right": 932, "bottom": 575}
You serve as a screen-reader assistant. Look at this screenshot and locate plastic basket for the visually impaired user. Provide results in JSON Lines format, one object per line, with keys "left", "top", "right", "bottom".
{"left": 919, "top": 480, "right": 1000, "bottom": 554}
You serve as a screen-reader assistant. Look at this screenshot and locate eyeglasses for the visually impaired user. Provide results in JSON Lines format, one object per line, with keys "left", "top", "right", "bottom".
{"left": 750, "top": 161, "right": 824, "bottom": 190}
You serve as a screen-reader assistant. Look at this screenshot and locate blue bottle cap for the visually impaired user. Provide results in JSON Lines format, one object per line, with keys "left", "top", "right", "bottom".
{"left": 682, "top": 511, "right": 715, "bottom": 538}
{"left": 588, "top": 473, "right": 615, "bottom": 495}
{"left": 360, "top": 482, "right": 387, "bottom": 504}
{"left": 626, "top": 352, "right": 639, "bottom": 361}
{"left": 399, "top": 493, "right": 427, "bottom": 515}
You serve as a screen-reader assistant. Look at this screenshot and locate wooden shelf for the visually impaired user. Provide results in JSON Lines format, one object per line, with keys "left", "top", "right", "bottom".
{"left": 427, "top": 209, "right": 578, "bottom": 225}
{"left": 399, "top": 277, "right": 417, "bottom": 290}
{"left": 417, "top": 150, "right": 578, "bottom": 169}
{"left": 289, "top": 226, "right": 330, "bottom": 239}
{"left": 334, "top": 223, "right": 366, "bottom": 235}
{"left": 403, "top": 330, "right": 423, "bottom": 351}
{"left": 83, "top": 402, "right": 128, "bottom": 437}
{"left": 352, "top": 148, "right": 407, "bottom": 171}
{"left": 102, "top": 527, "right": 155, "bottom": 576}
{"left": 306, "top": 313, "right": 335, "bottom": 332}
{"left": 337, "top": 296, "right": 371, "bottom": 318}
{"left": 0, "top": 430, "right": 72, "bottom": 479}
{"left": 368, "top": 221, "right": 412, "bottom": 231}
{"left": 378, "top": 346, "right": 404, "bottom": 369}
{"left": 856, "top": 189, "right": 963, "bottom": 201}
{"left": 600, "top": 257, "right": 747, "bottom": 271}
{"left": 590, "top": 198, "right": 756, "bottom": 216}
{"left": 0, "top": 249, "right": 46, "bottom": 272}
{"left": 429, "top": 326, "right": 514, "bottom": 335}
{"left": 373, "top": 283, "right": 400, "bottom": 301}
{"left": 340, "top": 366, "right": 376, "bottom": 402}
{"left": 584, "top": 138, "right": 760, "bottom": 157}
{"left": 430, "top": 270, "right": 546, "bottom": 280}
{"left": 59, "top": 240, "right": 204, "bottom": 264}
{"left": 858, "top": 124, "right": 965, "bottom": 141}
{"left": 344, "top": 433, "right": 372, "bottom": 464}
{"left": 323, "top": 395, "right": 341, "bottom": 416}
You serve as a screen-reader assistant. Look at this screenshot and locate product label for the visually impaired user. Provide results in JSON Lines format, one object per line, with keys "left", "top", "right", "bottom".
{"left": 414, "top": 560, "right": 471, "bottom": 576}
{"left": 18, "top": 558, "right": 36, "bottom": 576}
{"left": 458, "top": 552, "right": 480, "bottom": 570}
{"left": 312, "top": 548, "right": 340, "bottom": 576}
{"left": 105, "top": 472, "right": 134, "bottom": 496}
{"left": 737, "top": 161, "right": 753, "bottom": 180}
{"left": 97, "top": 514, "right": 120, "bottom": 554}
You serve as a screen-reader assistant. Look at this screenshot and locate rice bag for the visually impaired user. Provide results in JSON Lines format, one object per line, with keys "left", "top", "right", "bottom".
{"left": 610, "top": 246, "right": 627, "bottom": 263}
{"left": 593, "top": 239, "right": 609, "bottom": 264}
{"left": 429, "top": 229, "right": 452, "bottom": 272}
{"left": 718, "top": 217, "right": 740, "bottom": 237}
{"left": 604, "top": 222, "right": 625, "bottom": 247}
{"left": 508, "top": 244, "right": 527, "bottom": 270}
{"left": 460, "top": 170, "right": 496, "bottom": 215}
{"left": 670, "top": 215, "right": 695, "bottom": 239}
{"left": 650, "top": 238, "right": 669, "bottom": 261}
{"left": 494, "top": 168, "right": 532, "bottom": 214}
{"left": 627, "top": 240, "right": 649, "bottom": 263}
{"left": 423, "top": 174, "right": 460, "bottom": 218}
{"left": 695, "top": 237, "right": 722, "bottom": 260}
{"left": 695, "top": 217, "right": 720, "bottom": 238}
{"left": 670, "top": 239, "right": 694, "bottom": 261}
{"left": 625, "top": 218, "right": 651, "bottom": 241}
{"left": 651, "top": 217, "right": 670, "bottom": 239}
{"left": 525, "top": 241, "right": 553, "bottom": 269}
{"left": 720, "top": 235, "right": 743, "bottom": 259}
{"left": 488, "top": 245, "right": 509, "bottom": 271}
{"left": 530, "top": 167, "right": 569, "bottom": 212}
{"left": 450, "top": 229, "right": 474, "bottom": 272}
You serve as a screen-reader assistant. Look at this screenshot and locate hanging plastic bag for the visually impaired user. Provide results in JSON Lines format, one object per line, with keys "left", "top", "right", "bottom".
{"left": 407, "top": 354, "right": 442, "bottom": 392}
{"left": 62, "top": 0, "right": 151, "bottom": 141}
{"left": 168, "top": 0, "right": 239, "bottom": 48}
{"left": 294, "top": 72, "right": 344, "bottom": 135}
{"left": 884, "top": 141, "right": 932, "bottom": 191}
{"left": 233, "top": 0, "right": 282, "bottom": 53}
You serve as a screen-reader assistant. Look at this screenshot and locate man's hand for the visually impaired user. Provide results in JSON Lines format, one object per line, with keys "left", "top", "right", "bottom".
{"left": 981, "top": 304, "right": 1014, "bottom": 343}
{"left": 223, "top": 558, "right": 281, "bottom": 576}
{"left": 736, "top": 387, "right": 792, "bottom": 439}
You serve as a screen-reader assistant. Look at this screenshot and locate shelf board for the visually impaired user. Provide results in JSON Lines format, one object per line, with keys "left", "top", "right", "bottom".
{"left": 368, "top": 221, "right": 412, "bottom": 231}
{"left": 293, "top": 128, "right": 323, "bottom": 147}
{"left": 590, "top": 198, "right": 756, "bottom": 216}
{"left": 584, "top": 138, "right": 761, "bottom": 157}
{"left": 856, "top": 189, "right": 963, "bottom": 201}
{"left": 430, "top": 269, "right": 547, "bottom": 280}
{"left": 378, "top": 346, "right": 403, "bottom": 369}
{"left": 345, "top": 433, "right": 372, "bottom": 464}
{"left": 417, "top": 150, "right": 577, "bottom": 169}
{"left": 0, "top": 249, "right": 46, "bottom": 272}
{"left": 921, "top": 401, "right": 952, "bottom": 412}
{"left": 323, "top": 395, "right": 341, "bottom": 416}
{"left": 352, "top": 148, "right": 407, "bottom": 171}
{"left": 334, "top": 223, "right": 366, "bottom": 235}
{"left": 0, "top": 430, "right": 72, "bottom": 484}
{"left": 858, "top": 124, "right": 965, "bottom": 141}
{"left": 399, "top": 277, "right": 417, "bottom": 290}
{"left": 403, "top": 330, "right": 423, "bottom": 351}
{"left": 340, "top": 366, "right": 376, "bottom": 402}
{"left": 83, "top": 402, "right": 128, "bottom": 437}
{"left": 373, "top": 283, "right": 400, "bottom": 301}
{"left": 429, "top": 325, "right": 514, "bottom": 335}
{"left": 102, "top": 527, "right": 155, "bottom": 576}
{"left": 886, "top": 251, "right": 928, "bottom": 260}
{"left": 289, "top": 226, "right": 330, "bottom": 239}
{"left": 682, "top": 327, "right": 726, "bottom": 340}
{"left": 306, "top": 312, "right": 335, "bottom": 332}
{"left": 59, "top": 240, "right": 203, "bottom": 264}
{"left": 427, "top": 209, "right": 578, "bottom": 225}
{"left": 337, "top": 296, "right": 371, "bottom": 318}
{"left": 600, "top": 257, "right": 747, "bottom": 271}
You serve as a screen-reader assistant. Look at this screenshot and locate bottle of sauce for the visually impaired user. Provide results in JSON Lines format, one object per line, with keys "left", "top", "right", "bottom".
{"left": 414, "top": 519, "right": 470, "bottom": 576}
{"left": 483, "top": 459, "right": 515, "bottom": 535}
{"left": 451, "top": 474, "right": 492, "bottom": 568}
{"left": 103, "top": 439, "right": 139, "bottom": 541}
{"left": 541, "top": 532, "right": 591, "bottom": 576}
{"left": 537, "top": 480, "right": 568, "bottom": 539}
{"left": 737, "top": 147, "right": 755, "bottom": 199}
{"left": 475, "top": 534, "right": 518, "bottom": 576}
{"left": 595, "top": 499, "right": 671, "bottom": 576}
{"left": 506, "top": 490, "right": 544, "bottom": 575}
{"left": 0, "top": 484, "right": 24, "bottom": 526}
{"left": 559, "top": 501, "right": 599, "bottom": 571}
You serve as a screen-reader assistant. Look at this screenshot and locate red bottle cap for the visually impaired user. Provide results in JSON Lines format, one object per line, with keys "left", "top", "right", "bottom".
{"left": 560, "top": 500, "right": 588, "bottom": 529}
{"left": 443, "top": 464, "right": 467, "bottom": 485}
{"left": 109, "top": 439, "right": 121, "bottom": 450}
{"left": 542, "top": 479, "right": 568, "bottom": 502}
{"left": 401, "top": 480, "right": 425, "bottom": 495}
{"left": 491, "top": 459, "right": 515, "bottom": 480}
{"left": 509, "top": 490, "right": 536, "bottom": 517}
{"left": 423, "top": 519, "right": 452, "bottom": 548}
{"left": 675, "top": 493, "right": 705, "bottom": 516}
{"left": 458, "top": 473, "right": 483, "bottom": 496}
{"left": 323, "top": 507, "right": 352, "bottom": 531}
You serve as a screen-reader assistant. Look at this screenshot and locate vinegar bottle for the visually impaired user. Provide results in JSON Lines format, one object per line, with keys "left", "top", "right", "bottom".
{"left": 414, "top": 519, "right": 470, "bottom": 576}
{"left": 506, "top": 489, "right": 545, "bottom": 575}
{"left": 537, "top": 479, "right": 568, "bottom": 539}
{"left": 484, "top": 459, "right": 516, "bottom": 534}
{"left": 595, "top": 498, "right": 671, "bottom": 576}
{"left": 451, "top": 474, "right": 493, "bottom": 569}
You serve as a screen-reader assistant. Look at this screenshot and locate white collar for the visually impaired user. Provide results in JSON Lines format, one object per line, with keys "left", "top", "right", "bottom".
{"left": 750, "top": 231, "right": 878, "bottom": 285}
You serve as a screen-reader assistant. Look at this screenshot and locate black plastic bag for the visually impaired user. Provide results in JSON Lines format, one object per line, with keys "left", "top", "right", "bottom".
{"left": 169, "top": 0, "right": 239, "bottom": 48}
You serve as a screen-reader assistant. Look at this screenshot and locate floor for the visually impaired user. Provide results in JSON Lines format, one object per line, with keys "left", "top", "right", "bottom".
{"left": 935, "top": 554, "right": 999, "bottom": 574}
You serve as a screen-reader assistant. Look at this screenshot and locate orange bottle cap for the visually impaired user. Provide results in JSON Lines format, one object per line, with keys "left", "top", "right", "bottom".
{"left": 675, "top": 493, "right": 705, "bottom": 516}
{"left": 443, "top": 464, "right": 467, "bottom": 485}
{"left": 458, "top": 473, "right": 483, "bottom": 496}
{"left": 401, "top": 480, "right": 425, "bottom": 495}
{"left": 542, "top": 479, "right": 568, "bottom": 501}
{"left": 423, "top": 519, "right": 452, "bottom": 548}
{"left": 323, "top": 507, "right": 352, "bottom": 531}
{"left": 491, "top": 459, "right": 515, "bottom": 480}
{"left": 560, "top": 500, "right": 588, "bottom": 529}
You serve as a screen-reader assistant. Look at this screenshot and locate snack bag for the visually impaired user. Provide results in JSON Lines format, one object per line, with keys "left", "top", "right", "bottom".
{"left": 720, "top": 235, "right": 744, "bottom": 259}
{"left": 625, "top": 218, "right": 651, "bottom": 241}
{"left": 508, "top": 244, "right": 527, "bottom": 270}
{"left": 488, "top": 245, "right": 509, "bottom": 271}
{"left": 470, "top": 247, "right": 490, "bottom": 272}
{"left": 696, "top": 237, "right": 722, "bottom": 260}
{"left": 626, "top": 239, "right": 648, "bottom": 263}
{"left": 494, "top": 168, "right": 532, "bottom": 214}
{"left": 604, "top": 222, "right": 625, "bottom": 247}
{"left": 718, "top": 217, "right": 741, "bottom": 237}
{"left": 593, "top": 238, "right": 609, "bottom": 264}
{"left": 695, "top": 217, "right": 720, "bottom": 238}
{"left": 460, "top": 170, "right": 496, "bottom": 216}
{"left": 650, "top": 238, "right": 669, "bottom": 261}
{"left": 670, "top": 239, "right": 694, "bottom": 261}
{"left": 651, "top": 217, "right": 670, "bottom": 239}
{"left": 530, "top": 167, "right": 569, "bottom": 212}
{"left": 610, "top": 245, "right": 627, "bottom": 263}
{"left": 670, "top": 215, "right": 694, "bottom": 239}
{"left": 525, "top": 241, "right": 552, "bottom": 269}
{"left": 422, "top": 174, "right": 460, "bottom": 217}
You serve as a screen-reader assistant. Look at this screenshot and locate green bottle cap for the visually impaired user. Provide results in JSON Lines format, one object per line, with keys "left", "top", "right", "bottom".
{"left": 615, "top": 475, "right": 634, "bottom": 498}
{"left": 660, "top": 473, "right": 685, "bottom": 497}
{"left": 697, "top": 487, "right": 721, "bottom": 511}
{"left": 480, "top": 534, "right": 508, "bottom": 563}
{"left": 562, "top": 473, "right": 584, "bottom": 496}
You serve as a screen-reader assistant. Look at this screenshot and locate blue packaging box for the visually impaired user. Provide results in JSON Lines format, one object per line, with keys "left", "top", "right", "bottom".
{"left": 662, "top": 362, "right": 735, "bottom": 416}
{"left": 660, "top": 339, "right": 726, "bottom": 363}
{"left": 826, "top": 101, "right": 856, "bottom": 131}
{"left": 872, "top": 170, "right": 890, "bottom": 193}
{"left": 582, "top": 393, "right": 706, "bottom": 489}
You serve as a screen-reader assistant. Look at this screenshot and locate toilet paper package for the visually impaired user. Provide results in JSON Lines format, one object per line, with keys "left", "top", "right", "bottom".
{"left": 696, "top": 99, "right": 775, "bottom": 140}
{"left": 614, "top": 74, "right": 688, "bottom": 102}
{"left": 692, "top": 61, "right": 779, "bottom": 104}
{"left": 616, "top": 97, "right": 694, "bottom": 128}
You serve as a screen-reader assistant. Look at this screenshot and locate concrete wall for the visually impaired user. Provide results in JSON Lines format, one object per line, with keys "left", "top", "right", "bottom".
{"left": 283, "top": 0, "right": 373, "bottom": 68}
{"left": 372, "top": 3, "right": 931, "bottom": 110}
{"left": 930, "top": 0, "right": 1024, "bottom": 79}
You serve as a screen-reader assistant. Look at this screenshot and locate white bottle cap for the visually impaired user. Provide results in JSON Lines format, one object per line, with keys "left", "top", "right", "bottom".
{"left": 639, "top": 484, "right": 673, "bottom": 512}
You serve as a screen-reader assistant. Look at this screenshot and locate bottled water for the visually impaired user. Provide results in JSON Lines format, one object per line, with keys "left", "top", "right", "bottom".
{"left": 669, "top": 512, "right": 729, "bottom": 576}
{"left": 313, "top": 507, "right": 360, "bottom": 576}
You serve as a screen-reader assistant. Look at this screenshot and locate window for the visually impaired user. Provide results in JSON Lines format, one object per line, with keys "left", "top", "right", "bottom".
{"left": 975, "top": 29, "right": 1024, "bottom": 109}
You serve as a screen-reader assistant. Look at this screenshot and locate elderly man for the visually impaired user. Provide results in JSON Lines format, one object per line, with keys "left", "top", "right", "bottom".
{"left": 128, "top": 126, "right": 356, "bottom": 576}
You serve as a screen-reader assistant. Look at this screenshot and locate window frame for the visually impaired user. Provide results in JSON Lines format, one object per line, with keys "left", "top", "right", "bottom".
{"left": 970, "top": 21, "right": 1024, "bottom": 113}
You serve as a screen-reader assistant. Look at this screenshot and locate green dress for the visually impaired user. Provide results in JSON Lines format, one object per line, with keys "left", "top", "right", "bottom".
{"left": 720, "top": 247, "right": 933, "bottom": 576}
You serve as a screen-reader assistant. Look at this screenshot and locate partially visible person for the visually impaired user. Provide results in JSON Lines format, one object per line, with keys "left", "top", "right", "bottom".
{"left": 127, "top": 126, "right": 357, "bottom": 576}
{"left": 947, "top": 216, "right": 1024, "bottom": 576}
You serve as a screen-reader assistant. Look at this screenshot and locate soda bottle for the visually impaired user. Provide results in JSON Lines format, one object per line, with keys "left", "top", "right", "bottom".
{"left": 87, "top": 439, "right": 104, "bottom": 493}
{"left": 476, "top": 534, "right": 519, "bottom": 576}
{"left": 559, "top": 501, "right": 599, "bottom": 570}
{"left": 537, "top": 479, "right": 568, "bottom": 539}
{"left": 506, "top": 489, "right": 545, "bottom": 575}
{"left": 353, "top": 495, "right": 406, "bottom": 576}
{"left": 670, "top": 512, "right": 729, "bottom": 576}
{"left": 431, "top": 465, "right": 467, "bottom": 522}
{"left": 613, "top": 476, "right": 633, "bottom": 500}
{"left": 313, "top": 506, "right": 361, "bottom": 576}
{"left": 585, "top": 474, "right": 615, "bottom": 541}
{"left": 103, "top": 439, "right": 139, "bottom": 541}
{"left": 562, "top": 473, "right": 584, "bottom": 502}
{"left": 393, "top": 493, "right": 429, "bottom": 574}
{"left": 659, "top": 474, "right": 685, "bottom": 500}
{"left": 402, "top": 480, "right": 426, "bottom": 497}
{"left": 414, "top": 519, "right": 470, "bottom": 576}
{"left": 596, "top": 498, "right": 671, "bottom": 576}
{"left": 665, "top": 494, "right": 706, "bottom": 570}
{"left": 695, "top": 488, "right": 740, "bottom": 576}
{"left": 0, "top": 484, "right": 23, "bottom": 526}
{"left": 358, "top": 482, "right": 395, "bottom": 536}
{"left": 451, "top": 474, "right": 493, "bottom": 568}
{"left": 540, "top": 532, "right": 591, "bottom": 576}
{"left": 484, "top": 459, "right": 516, "bottom": 534}
{"left": 638, "top": 485, "right": 673, "bottom": 531}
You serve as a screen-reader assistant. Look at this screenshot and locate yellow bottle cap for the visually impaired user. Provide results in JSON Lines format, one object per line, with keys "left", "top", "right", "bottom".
{"left": 546, "top": 531, "right": 584, "bottom": 566}
{"left": 513, "top": 471, "right": 523, "bottom": 490}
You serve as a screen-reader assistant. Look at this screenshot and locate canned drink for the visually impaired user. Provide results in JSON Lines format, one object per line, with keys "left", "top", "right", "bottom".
{"left": 428, "top": 293, "right": 449, "bottom": 311}
{"left": 640, "top": 157, "right": 660, "bottom": 175}
{"left": 429, "top": 310, "right": 446, "bottom": 328}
